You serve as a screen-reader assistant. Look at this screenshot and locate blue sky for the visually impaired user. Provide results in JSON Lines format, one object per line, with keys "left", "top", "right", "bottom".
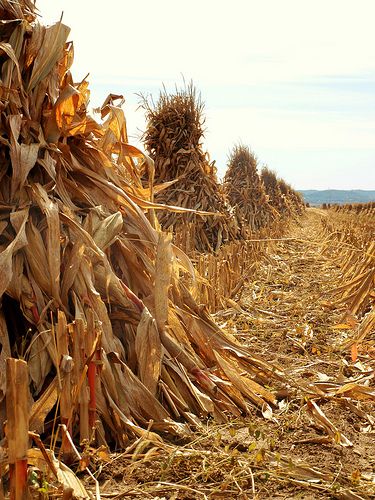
{"left": 37, "top": 0, "right": 375, "bottom": 190}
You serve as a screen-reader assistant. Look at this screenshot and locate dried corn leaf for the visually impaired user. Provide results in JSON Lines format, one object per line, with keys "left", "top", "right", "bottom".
{"left": 29, "top": 378, "right": 58, "bottom": 433}
{"left": 0, "top": 208, "right": 28, "bottom": 297}
{"left": 28, "top": 448, "right": 89, "bottom": 499}
{"left": 134, "top": 308, "right": 162, "bottom": 397}
{"left": 27, "top": 22, "right": 70, "bottom": 91}
{"left": 214, "top": 350, "right": 276, "bottom": 409}
{"left": 155, "top": 232, "right": 172, "bottom": 331}
{"left": 306, "top": 400, "right": 353, "bottom": 447}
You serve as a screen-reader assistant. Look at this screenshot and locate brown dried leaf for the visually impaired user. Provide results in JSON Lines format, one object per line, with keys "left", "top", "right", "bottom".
{"left": 27, "top": 448, "right": 90, "bottom": 499}
{"left": 306, "top": 400, "right": 353, "bottom": 447}
{"left": 155, "top": 232, "right": 172, "bottom": 331}
{"left": 32, "top": 184, "right": 61, "bottom": 302}
{"left": 27, "top": 21, "right": 70, "bottom": 91}
{"left": 214, "top": 350, "right": 276, "bottom": 408}
{"left": 134, "top": 308, "right": 162, "bottom": 397}
{"left": 0, "top": 208, "right": 28, "bottom": 298}
{"left": 29, "top": 378, "right": 58, "bottom": 433}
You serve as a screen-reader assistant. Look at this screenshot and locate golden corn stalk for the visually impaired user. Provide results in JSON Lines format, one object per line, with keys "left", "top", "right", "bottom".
{"left": 192, "top": 238, "right": 280, "bottom": 312}
{"left": 223, "top": 145, "right": 276, "bottom": 233}
{"left": 0, "top": 0, "right": 288, "bottom": 472}
{"left": 142, "top": 83, "right": 241, "bottom": 253}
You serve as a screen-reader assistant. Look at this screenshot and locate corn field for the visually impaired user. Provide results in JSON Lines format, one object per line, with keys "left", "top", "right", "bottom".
{"left": 0, "top": 2, "right": 374, "bottom": 499}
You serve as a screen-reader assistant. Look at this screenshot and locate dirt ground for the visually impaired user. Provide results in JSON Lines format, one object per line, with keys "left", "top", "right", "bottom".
{"left": 86, "top": 210, "right": 375, "bottom": 499}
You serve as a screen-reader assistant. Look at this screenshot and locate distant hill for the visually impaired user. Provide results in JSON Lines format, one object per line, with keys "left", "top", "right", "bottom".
{"left": 298, "top": 190, "right": 375, "bottom": 206}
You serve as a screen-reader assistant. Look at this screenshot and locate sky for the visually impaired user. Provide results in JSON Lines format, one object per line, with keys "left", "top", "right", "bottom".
{"left": 37, "top": 0, "right": 375, "bottom": 190}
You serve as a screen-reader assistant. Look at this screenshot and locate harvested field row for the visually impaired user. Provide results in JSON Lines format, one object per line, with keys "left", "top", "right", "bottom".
{"left": 89, "top": 208, "right": 375, "bottom": 499}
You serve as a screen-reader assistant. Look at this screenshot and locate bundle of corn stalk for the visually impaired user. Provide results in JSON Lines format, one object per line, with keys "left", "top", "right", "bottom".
{"left": 277, "top": 178, "right": 304, "bottom": 215}
{"left": 334, "top": 202, "right": 375, "bottom": 214}
{"left": 260, "top": 166, "right": 291, "bottom": 217}
{"left": 223, "top": 145, "right": 276, "bottom": 234}
{"left": 0, "top": 0, "right": 287, "bottom": 478}
{"left": 142, "top": 83, "right": 240, "bottom": 253}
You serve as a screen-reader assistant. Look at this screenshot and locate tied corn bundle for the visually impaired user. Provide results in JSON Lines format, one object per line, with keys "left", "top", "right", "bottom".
{"left": 277, "top": 178, "right": 304, "bottom": 216}
{"left": 334, "top": 202, "right": 375, "bottom": 213}
{"left": 223, "top": 145, "right": 275, "bottom": 233}
{"left": 142, "top": 84, "right": 240, "bottom": 253}
{"left": 260, "top": 166, "right": 290, "bottom": 217}
{"left": 0, "top": 0, "right": 286, "bottom": 458}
